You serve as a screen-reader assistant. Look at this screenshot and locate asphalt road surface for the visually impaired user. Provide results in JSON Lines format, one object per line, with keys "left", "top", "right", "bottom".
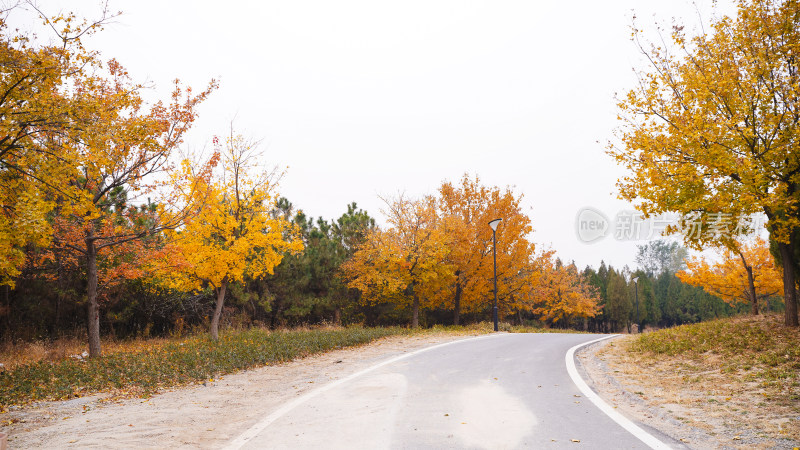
{"left": 230, "top": 333, "right": 678, "bottom": 449}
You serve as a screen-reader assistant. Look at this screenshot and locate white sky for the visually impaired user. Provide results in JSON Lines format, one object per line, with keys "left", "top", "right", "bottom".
{"left": 10, "top": 0, "right": 741, "bottom": 270}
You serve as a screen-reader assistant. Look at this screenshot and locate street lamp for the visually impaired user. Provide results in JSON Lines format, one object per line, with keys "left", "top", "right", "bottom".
{"left": 632, "top": 276, "right": 640, "bottom": 333}
{"left": 488, "top": 218, "right": 503, "bottom": 332}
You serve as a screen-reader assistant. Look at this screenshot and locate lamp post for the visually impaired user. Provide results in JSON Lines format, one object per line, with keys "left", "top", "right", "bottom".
{"left": 632, "top": 276, "right": 640, "bottom": 333}
{"left": 488, "top": 218, "right": 503, "bottom": 332}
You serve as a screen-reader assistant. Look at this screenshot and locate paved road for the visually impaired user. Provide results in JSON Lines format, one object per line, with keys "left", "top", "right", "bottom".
{"left": 234, "top": 333, "right": 675, "bottom": 449}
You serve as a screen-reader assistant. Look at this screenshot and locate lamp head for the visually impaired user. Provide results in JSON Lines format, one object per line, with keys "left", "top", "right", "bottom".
{"left": 632, "top": 277, "right": 639, "bottom": 284}
{"left": 488, "top": 218, "right": 503, "bottom": 231}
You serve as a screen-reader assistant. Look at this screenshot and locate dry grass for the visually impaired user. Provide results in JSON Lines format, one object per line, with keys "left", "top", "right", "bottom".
{"left": 0, "top": 336, "right": 177, "bottom": 370}
{"left": 599, "top": 314, "right": 800, "bottom": 445}
{"left": 0, "top": 326, "right": 411, "bottom": 407}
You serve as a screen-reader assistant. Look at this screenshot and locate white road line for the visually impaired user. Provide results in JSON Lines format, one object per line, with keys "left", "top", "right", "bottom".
{"left": 565, "top": 335, "right": 672, "bottom": 450}
{"left": 222, "top": 333, "right": 502, "bottom": 450}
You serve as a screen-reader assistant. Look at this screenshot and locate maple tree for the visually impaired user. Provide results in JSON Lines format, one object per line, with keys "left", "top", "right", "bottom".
{"left": 0, "top": 5, "right": 119, "bottom": 286}
{"left": 609, "top": 0, "right": 800, "bottom": 326}
{"left": 437, "top": 175, "right": 537, "bottom": 324}
{"left": 156, "top": 133, "right": 303, "bottom": 340}
{"left": 50, "top": 75, "right": 216, "bottom": 357}
{"left": 1, "top": 4, "right": 218, "bottom": 356}
{"left": 527, "top": 256, "right": 600, "bottom": 326}
{"left": 677, "top": 238, "right": 783, "bottom": 315}
{"left": 342, "top": 195, "right": 452, "bottom": 327}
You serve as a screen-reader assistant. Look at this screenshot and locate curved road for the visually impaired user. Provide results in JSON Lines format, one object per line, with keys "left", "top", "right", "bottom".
{"left": 228, "top": 333, "right": 678, "bottom": 449}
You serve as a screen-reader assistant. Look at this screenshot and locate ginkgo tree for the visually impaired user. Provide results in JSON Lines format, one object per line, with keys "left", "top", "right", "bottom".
{"left": 677, "top": 238, "right": 783, "bottom": 315}
{"left": 609, "top": 0, "right": 800, "bottom": 326}
{"left": 158, "top": 132, "right": 303, "bottom": 340}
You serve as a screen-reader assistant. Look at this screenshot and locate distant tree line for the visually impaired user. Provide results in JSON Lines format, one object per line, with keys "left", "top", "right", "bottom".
{"left": 582, "top": 240, "right": 784, "bottom": 333}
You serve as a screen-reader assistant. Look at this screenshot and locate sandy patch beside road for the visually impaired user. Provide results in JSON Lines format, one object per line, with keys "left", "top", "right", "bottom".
{"left": 578, "top": 336, "right": 800, "bottom": 449}
{"left": 2, "top": 333, "right": 475, "bottom": 449}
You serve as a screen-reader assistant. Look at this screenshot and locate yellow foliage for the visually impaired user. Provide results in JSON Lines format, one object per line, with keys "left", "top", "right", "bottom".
{"left": 528, "top": 255, "right": 600, "bottom": 323}
{"left": 609, "top": 0, "right": 800, "bottom": 246}
{"left": 677, "top": 238, "right": 783, "bottom": 311}
{"left": 437, "top": 174, "right": 537, "bottom": 317}
{"left": 156, "top": 134, "right": 302, "bottom": 292}
{"left": 342, "top": 195, "right": 452, "bottom": 317}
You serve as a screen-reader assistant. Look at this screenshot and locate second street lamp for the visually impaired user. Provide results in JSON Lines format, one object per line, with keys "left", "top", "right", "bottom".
{"left": 488, "top": 218, "right": 503, "bottom": 332}
{"left": 632, "top": 276, "right": 640, "bottom": 333}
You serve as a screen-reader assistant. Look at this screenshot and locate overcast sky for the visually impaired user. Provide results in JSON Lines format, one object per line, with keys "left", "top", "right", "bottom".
{"left": 10, "top": 0, "right": 741, "bottom": 270}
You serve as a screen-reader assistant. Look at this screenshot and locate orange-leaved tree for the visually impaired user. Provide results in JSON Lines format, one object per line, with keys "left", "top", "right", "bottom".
{"left": 342, "top": 195, "right": 453, "bottom": 327}
{"left": 528, "top": 256, "right": 600, "bottom": 326}
{"left": 157, "top": 132, "right": 303, "bottom": 340}
{"left": 677, "top": 238, "right": 783, "bottom": 315}
{"left": 46, "top": 67, "right": 216, "bottom": 357}
{"left": 437, "top": 174, "right": 538, "bottom": 324}
{"left": 0, "top": 6, "right": 119, "bottom": 286}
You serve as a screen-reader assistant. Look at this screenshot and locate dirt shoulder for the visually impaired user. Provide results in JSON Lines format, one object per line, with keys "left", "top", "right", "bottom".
{"left": 2, "top": 332, "right": 476, "bottom": 449}
{"left": 578, "top": 336, "right": 800, "bottom": 450}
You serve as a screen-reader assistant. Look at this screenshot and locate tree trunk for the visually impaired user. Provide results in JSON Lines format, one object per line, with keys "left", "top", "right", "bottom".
{"left": 85, "top": 237, "right": 102, "bottom": 358}
{"left": 411, "top": 286, "right": 419, "bottom": 328}
{"left": 270, "top": 296, "right": 280, "bottom": 329}
{"left": 746, "top": 266, "right": 759, "bottom": 315}
{"left": 453, "top": 279, "right": 462, "bottom": 326}
{"left": 778, "top": 242, "right": 799, "bottom": 327}
{"left": 210, "top": 278, "right": 228, "bottom": 340}
{"left": 739, "top": 251, "right": 759, "bottom": 315}
{"left": 333, "top": 307, "right": 342, "bottom": 326}
{"left": 2, "top": 285, "right": 9, "bottom": 339}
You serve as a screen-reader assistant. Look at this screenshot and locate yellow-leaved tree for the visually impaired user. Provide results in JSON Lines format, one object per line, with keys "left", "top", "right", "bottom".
{"left": 609, "top": 0, "right": 800, "bottom": 326}
{"left": 1, "top": 5, "right": 218, "bottom": 356}
{"left": 0, "top": 6, "right": 116, "bottom": 286}
{"left": 341, "top": 195, "right": 453, "bottom": 327}
{"left": 677, "top": 238, "right": 783, "bottom": 315}
{"left": 159, "top": 133, "right": 303, "bottom": 339}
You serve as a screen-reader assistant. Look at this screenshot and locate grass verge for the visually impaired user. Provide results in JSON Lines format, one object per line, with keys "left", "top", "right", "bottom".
{"left": 630, "top": 314, "right": 800, "bottom": 393}
{"left": 605, "top": 314, "right": 799, "bottom": 444}
{"left": 0, "top": 326, "right": 407, "bottom": 408}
